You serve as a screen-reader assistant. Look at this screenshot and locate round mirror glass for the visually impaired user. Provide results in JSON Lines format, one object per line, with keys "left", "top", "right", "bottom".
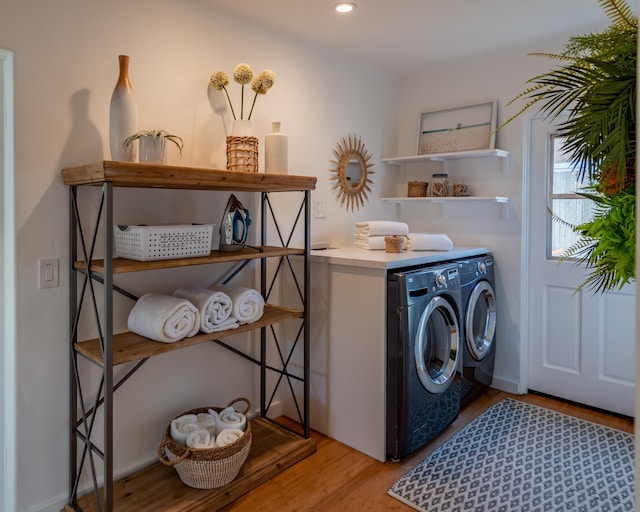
{"left": 345, "top": 158, "right": 363, "bottom": 187}
{"left": 329, "top": 135, "right": 374, "bottom": 211}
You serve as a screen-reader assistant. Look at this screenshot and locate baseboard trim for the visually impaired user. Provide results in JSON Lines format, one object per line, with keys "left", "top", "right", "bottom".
{"left": 490, "top": 376, "right": 524, "bottom": 395}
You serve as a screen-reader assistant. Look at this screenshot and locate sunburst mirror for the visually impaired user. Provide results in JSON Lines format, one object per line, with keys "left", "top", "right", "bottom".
{"left": 329, "top": 134, "right": 374, "bottom": 211}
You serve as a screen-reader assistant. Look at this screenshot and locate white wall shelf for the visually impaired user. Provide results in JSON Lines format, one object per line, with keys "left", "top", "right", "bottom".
{"left": 380, "top": 196, "right": 511, "bottom": 220}
{"left": 379, "top": 148, "right": 511, "bottom": 219}
{"left": 381, "top": 148, "right": 510, "bottom": 174}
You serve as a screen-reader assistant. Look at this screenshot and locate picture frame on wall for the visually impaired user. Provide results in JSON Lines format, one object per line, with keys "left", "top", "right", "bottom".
{"left": 417, "top": 100, "right": 497, "bottom": 155}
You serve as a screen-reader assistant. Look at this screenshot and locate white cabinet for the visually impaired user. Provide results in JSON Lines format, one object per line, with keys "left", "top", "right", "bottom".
{"left": 308, "top": 246, "right": 492, "bottom": 462}
{"left": 380, "top": 148, "right": 511, "bottom": 219}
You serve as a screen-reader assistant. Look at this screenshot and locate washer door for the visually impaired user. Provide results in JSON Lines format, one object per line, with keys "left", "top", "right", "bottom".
{"left": 414, "top": 295, "right": 460, "bottom": 394}
{"left": 465, "top": 280, "right": 496, "bottom": 361}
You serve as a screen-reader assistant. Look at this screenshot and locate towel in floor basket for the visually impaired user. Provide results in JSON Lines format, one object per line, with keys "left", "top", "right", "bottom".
{"left": 158, "top": 398, "right": 252, "bottom": 489}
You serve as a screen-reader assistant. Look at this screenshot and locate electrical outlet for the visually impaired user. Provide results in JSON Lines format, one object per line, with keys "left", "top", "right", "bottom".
{"left": 314, "top": 200, "right": 327, "bottom": 219}
{"left": 39, "top": 258, "right": 59, "bottom": 289}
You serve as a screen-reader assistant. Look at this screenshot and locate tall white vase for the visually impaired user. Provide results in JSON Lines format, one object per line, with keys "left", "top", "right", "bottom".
{"left": 265, "top": 121, "right": 288, "bottom": 174}
{"left": 109, "top": 55, "right": 137, "bottom": 162}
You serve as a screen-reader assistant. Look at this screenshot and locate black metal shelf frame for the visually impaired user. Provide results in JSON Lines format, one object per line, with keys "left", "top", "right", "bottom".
{"left": 67, "top": 183, "right": 311, "bottom": 512}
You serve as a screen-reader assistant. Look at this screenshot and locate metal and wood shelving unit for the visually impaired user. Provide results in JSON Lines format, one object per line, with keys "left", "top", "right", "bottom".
{"left": 62, "top": 162, "right": 317, "bottom": 512}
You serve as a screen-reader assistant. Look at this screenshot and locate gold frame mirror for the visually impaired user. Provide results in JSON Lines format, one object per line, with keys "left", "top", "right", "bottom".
{"left": 329, "top": 134, "right": 374, "bottom": 211}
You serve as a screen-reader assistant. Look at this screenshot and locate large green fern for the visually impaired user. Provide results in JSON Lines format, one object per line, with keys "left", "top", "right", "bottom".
{"left": 502, "top": 0, "right": 637, "bottom": 292}
{"left": 501, "top": 0, "right": 637, "bottom": 191}
{"left": 559, "top": 186, "right": 636, "bottom": 292}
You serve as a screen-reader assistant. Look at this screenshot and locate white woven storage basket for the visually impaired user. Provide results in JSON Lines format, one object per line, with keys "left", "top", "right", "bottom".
{"left": 114, "top": 224, "right": 213, "bottom": 261}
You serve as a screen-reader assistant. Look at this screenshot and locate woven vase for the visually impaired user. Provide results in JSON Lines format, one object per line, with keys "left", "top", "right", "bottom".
{"left": 227, "top": 120, "right": 259, "bottom": 172}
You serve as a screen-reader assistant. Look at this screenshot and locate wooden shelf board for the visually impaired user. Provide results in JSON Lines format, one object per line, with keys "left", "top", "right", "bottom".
{"left": 74, "top": 304, "right": 303, "bottom": 366}
{"left": 75, "top": 246, "right": 305, "bottom": 274}
{"left": 63, "top": 417, "right": 317, "bottom": 512}
{"left": 62, "top": 161, "right": 317, "bottom": 192}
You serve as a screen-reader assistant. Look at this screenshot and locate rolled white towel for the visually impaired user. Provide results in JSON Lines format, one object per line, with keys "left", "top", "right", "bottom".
{"left": 406, "top": 233, "right": 454, "bottom": 251}
{"left": 205, "top": 424, "right": 217, "bottom": 444}
{"left": 170, "top": 414, "right": 200, "bottom": 446}
{"left": 127, "top": 294, "right": 200, "bottom": 343}
{"left": 210, "top": 285, "right": 265, "bottom": 325}
{"left": 215, "top": 428, "right": 245, "bottom": 448}
{"left": 354, "top": 221, "right": 409, "bottom": 237}
{"left": 216, "top": 406, "right": 247, "bottom": 434}
{"left": 172, "top": 287, "right": 233, "bottom": 333}
{"left": 355, "top": 235, "right": 408, "bottom": 250}
{"left": 186, "top": 429, "right": 211, "bottom": 449}
{"left": 207, "top": 316, "right": 240, "bottom": 332}
{"left": 196, "top": 412, "right": 217, "bottom": 429}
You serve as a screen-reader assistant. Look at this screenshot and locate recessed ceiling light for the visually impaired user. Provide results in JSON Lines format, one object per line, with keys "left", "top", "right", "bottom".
{"left": 335, "top": 2, "right": 357, "bottom": 13}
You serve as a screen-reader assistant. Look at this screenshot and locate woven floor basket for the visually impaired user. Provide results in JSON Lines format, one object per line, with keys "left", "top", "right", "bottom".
{"left": 226, "top": 136, "right": 259, "bottom": 172}
{"left": 158, "top": 399, "right": 252, "bottom": 489}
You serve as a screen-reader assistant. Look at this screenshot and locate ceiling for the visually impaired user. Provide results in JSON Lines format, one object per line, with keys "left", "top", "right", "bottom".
{"left": 206, "top": 0, "right": 628, "bottom": 72}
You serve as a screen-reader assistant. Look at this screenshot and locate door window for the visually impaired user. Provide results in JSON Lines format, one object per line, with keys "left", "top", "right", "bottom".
{"left": 547, "top": 135, "right": 595, "bottom": 258}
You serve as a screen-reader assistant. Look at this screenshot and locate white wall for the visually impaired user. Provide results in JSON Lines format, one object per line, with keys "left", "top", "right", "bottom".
{"left": 1, "top": 1, "right": 397, "bottom": 510}
{"left": 0, "top": 0, "right": 617, "bottom": 510}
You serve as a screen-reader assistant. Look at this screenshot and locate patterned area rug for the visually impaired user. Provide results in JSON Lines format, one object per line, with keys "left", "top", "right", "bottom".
{"left": 388, "top": 398, "right": 634, "bottom": 512}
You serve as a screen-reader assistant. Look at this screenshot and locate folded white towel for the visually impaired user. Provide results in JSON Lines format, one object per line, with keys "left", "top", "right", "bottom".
{"left": 216, "top": 406, "right": 247, "bottom": 434}
{"left": 127, "top": 294, "right": 200, "bottom": 343}
{"left": 354, "top": 221, "right": 409, "bottom": 237}
{"left": 215, "top": 428, "right": 245, "bottom": 447}
{"left": 186, "top": 429, "right": 212, "bottom": 449}
{"left": 172, "top": 287, "right": 234, "bottom": 333}
{"left": 406, "top": 233, "right": 453, "bottom": 251}
{"left": 209, "top": 285, "right": 265, "bottom": 325}
{"left": 355, "top": 235, "right": 408, "bottom": 251}
{"left": 170, "top": 414, "right": 200, "bottom": 446}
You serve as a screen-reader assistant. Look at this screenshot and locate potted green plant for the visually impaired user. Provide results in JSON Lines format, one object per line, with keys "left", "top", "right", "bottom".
{"left": 123, "top": 129, "right": 184, "bottom": 164}
{"left": 501, "top": 0, "right": 637, "bottom": 292}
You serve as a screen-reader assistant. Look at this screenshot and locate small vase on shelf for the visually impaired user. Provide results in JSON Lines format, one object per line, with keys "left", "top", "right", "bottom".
{"left": 139, "top": 135, "right": 166, "bottom": 164}
{"left": 226, "top": 119, "right": 259, "bottom": 172}
{"left": 265, "top": 121, "right": 288, "bottom": 174}
{"left": 109, "top": 55, "right": 137, "bottom": 162}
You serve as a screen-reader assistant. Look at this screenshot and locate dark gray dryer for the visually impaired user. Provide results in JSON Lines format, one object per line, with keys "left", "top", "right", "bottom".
{"left": 457, "top": 254, "right": 497, "bottom": 406}
{"left": 386, "top": 262, "right": 463, "bottom": 461}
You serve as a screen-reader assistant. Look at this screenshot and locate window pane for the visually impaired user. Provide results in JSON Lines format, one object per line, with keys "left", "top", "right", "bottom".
{"left": 550, "top": 198, "right": 597, "bottom": 257}
{"left": 548, "top": 135, "right": 596, "bottom": 259}
{"left": 552, "top": 137, "right": 591, "bottom": 194}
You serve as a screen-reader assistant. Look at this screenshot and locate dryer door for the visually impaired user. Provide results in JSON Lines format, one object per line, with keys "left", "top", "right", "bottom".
{"left": 414, "top": 295, "right": 460, "bottom": 394}
{"left": 465, "top": 280, "right": 496, "bottom": 361}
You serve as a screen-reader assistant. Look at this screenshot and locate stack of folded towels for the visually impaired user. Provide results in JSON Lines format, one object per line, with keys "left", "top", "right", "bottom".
{"left": 170, "top": 405, "right": 248, "bottom": 449}
{"left": 354, "top": 221, "right": 409, "bottom": 250}
{"left": 127, "top": 285, "right": 265, "bottom": 343}
{"left": 406, "top": 233, "right": 454, "bottom": 251}
{"left": 354, "top": 221, "right": 454, "bottom": 252}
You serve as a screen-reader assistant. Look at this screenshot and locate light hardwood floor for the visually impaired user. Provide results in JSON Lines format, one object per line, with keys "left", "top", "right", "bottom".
{"left": 220, "top": 388, "right": 634, "bottom": 511}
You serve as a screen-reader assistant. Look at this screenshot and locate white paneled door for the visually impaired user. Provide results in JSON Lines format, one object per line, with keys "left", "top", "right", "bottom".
{"left": 526, "top": 116, "right": 636, "bottom": 418}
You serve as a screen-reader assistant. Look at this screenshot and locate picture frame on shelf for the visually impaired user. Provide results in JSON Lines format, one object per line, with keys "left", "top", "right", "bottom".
{"left": 417, "top": 100, "right": 497, "bottom": 155}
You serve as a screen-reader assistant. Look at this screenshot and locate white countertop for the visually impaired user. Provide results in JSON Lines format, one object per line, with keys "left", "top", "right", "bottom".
{"left": 310, "top": 245, "right": 491, "bottom": 270}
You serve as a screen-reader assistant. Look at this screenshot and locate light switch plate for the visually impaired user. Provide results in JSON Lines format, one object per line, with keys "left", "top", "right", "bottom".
{"left": 39, "top": 258, "right": 59, "bottom": 289}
